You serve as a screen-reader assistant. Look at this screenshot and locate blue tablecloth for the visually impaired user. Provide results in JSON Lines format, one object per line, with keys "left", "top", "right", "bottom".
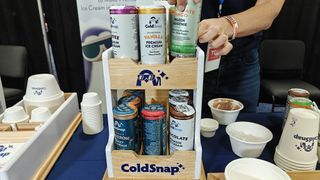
{"left": 47, "top": 113, "right": 318, "bottom": 179}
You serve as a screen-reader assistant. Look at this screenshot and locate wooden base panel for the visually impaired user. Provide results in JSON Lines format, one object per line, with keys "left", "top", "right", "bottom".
{"left": 32, "top": 113, "right": 82, "bottom": 180}
{"left": 207, "top": 171, "right": 320, "bottom": 180}
{"left": 103, "top": 163, "right": 206, "bottom": 180}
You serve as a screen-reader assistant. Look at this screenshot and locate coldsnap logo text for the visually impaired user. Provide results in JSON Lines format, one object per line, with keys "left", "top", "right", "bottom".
{"left": 121, "top": 163, "right": 185, "bottom": 175}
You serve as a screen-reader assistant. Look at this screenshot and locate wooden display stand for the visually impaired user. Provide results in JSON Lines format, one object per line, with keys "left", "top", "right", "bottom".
{"left": 102, "top": 47, "right": 205, "bottom": 179}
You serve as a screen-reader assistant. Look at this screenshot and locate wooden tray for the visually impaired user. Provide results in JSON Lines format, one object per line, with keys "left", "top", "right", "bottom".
{"left": 207, "top": 171, "right": 320, "bottom": 180}
{"left": 32, "top": 113, "right": 81, "bottom": 179}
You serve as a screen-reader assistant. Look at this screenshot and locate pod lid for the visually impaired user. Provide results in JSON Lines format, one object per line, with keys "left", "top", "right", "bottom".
{"left": 169, "top": 90, "right": 189, "bottom": 97}
{"left": 172, "top": 104, "right": 195, "bottom": 117}
{"left": 113, "top": 104, "right": 137, "bottom": 116}
{"left": 169, "top": 96, "right": 189, "bottom": 106}
{"left": 123, "top": 90, "right": 144, "bottom": 97}
{"left": 119, "top": 95, "right": 141, "bottom": 105}
{"left": 110, "top": 6, "right": 137, "bottom": 14}
{"left": 142, "top": 104, "right": 165, "bottom": 117}
{"left": 289, "top": 97, "right": 313, "bottom": 106}
{"left": 288, "top": 88, "right": 310, "bottom": 97}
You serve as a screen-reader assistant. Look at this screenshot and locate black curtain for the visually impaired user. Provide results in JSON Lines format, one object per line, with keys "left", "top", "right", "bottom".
{"left": 0, "top": 0, "right": 49, "bottom": 74}
{"left": 263, "top": 0, "right": 320, "bottom": 88}
{"left": 42, "top": 0, "right": 86, "bottom": 99}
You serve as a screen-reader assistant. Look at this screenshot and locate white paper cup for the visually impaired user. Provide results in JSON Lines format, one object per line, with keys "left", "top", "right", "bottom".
{"left": 226, "top": 121, "right": 273, "bottom": 158}
{"left": 208, "top": 98, "right": 243, "bottom": 125}
{"left": 81, "top": 92, "right": 103, "bottom": 135}
{"left": 2, "top": 106, "right": 29, "bottom": 131}
{"left": 30, "top": 107, "right": 52, "bottom": 123}
{"left": 81, "top": 92, "right": 101, "bottom": 106}
{"left": 278, "top": 108, "right": 319, "bottom": 163}
{"left": 200, "top": 118, "right": 219, "bottom": 138}
{"left": 24, "top": 74, "right": 63, "bottom": 101}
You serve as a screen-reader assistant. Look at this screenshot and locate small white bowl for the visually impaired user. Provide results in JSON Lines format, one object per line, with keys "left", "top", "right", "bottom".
{"left": 24, "top": 74, "right": 63, "bottom": 101}
{"left": 30, "top": 107, "right": 52, "bottom": 123}
{"left": 200, "top": 118, "right": 219, "bottom": 138}
{"left": 208, "top": 98, "right": 243, "bottom": 125}
{"left": 226, "top": 121, "right": 273, "bottom": 158}
{"left": 2, "top": 106, "right": 29, "bottom": 131}
{"left": 225, "top": 158, "right": 291, "bottom": 180}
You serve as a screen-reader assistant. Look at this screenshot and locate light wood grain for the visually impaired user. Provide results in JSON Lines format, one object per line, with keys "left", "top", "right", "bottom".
{"left": 0, "top": 124, "right": 11, "bottom": 131}
{"left": 207, "top": 171, "right": 320, "bottom": 180}
{"left": 32, "top": 113, "right": 82, "bottom": 180}
{"left": 103, "top": 162, "right": 207, "bottom": 180}
{"left": 0, "top": 131, "right": 35, "bottom": 143}
{"left": 109, "top": 58, "right": 197, "bottom": 89}
{"left": 16, "top": 122, "right": 42, "bottom": 131}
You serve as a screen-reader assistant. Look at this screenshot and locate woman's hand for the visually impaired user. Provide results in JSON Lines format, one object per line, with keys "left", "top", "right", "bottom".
{"left": 198, "top": 18, "right": 234, "bottom": 56}
{"left": 168, "top": 0, "right": 201, "bottom": 11}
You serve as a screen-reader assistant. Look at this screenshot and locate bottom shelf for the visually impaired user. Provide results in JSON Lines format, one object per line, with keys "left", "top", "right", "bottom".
{"left": 207, "top": 171, "right": 320, "bottom": 180}
{"left": 103, "top": 163, "right": 207, "bottom": 180}
{"left": 32, "top": 113, "right": 82, "bottom": 179}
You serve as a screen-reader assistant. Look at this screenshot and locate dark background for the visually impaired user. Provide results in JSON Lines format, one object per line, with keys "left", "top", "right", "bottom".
{"left": 0, "top": 0, "right": 319, "bottom": 99}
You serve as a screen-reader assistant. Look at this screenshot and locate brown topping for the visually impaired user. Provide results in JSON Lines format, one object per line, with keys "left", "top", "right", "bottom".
{"left": 288, "top": 88, "right": 310, "bottom": 98}
{"left": 212, "top": 100, "right": 240, "bottom": 111}
{"left": 169, "top": 106, "right": 194, "bottom": 120}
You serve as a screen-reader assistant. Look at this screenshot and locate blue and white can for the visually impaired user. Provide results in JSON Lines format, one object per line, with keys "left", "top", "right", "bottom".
{"left": 113, "top": 104, "right": 138, "bottom": 150}
{"left": 141, "top": 104, "right": 166, "bottom": 155}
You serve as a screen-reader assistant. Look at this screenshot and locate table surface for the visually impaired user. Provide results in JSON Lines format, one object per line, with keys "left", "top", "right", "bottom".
{"left": 47, "top": 113, "right": 319, "bottom": 179}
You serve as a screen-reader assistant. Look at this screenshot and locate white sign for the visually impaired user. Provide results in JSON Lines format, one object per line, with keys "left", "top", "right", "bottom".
{"left": 0, "top": 77, "right": 6, "bottom": 114}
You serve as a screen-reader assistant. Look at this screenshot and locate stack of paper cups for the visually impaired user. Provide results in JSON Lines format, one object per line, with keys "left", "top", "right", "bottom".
{"left": 81, "top": 92, "right": 104, "bottom": 135}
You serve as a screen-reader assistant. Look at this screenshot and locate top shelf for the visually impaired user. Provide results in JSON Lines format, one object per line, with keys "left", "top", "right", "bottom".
{"left": 108, "top": 57, "right": 198, "bottom": 90}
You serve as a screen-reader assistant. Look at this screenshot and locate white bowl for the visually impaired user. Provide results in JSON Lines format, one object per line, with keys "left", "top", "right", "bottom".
{"left": 24, "top": 74, "right": 63, "bottom": 101}
{"left": 225, "top": 158, "right": 291, "bottom": 180}
{"left": 226, "top": 121, "right": 273, "bottom": 158}
{"left": 30, "top": 107, "right": 52, "bottom": 123}
{"left": 2, "top": 106, "right": 29, "bottom": 124}
{"left": 2, "top": 106, "right": 29, "bottom": 131}
{"left": 208, "top": 98, "right": 243, "bottom": 125}
{"left": 200, "top": 118, "right": 219, "bottom": 138}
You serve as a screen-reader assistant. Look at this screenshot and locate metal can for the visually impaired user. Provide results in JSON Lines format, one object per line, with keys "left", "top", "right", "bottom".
{"left": 113, "top": 104, "right": 138, "bottom": 150}
{"left": 170, "top": 0, "right": 202, "bottom": 57}
{"left": 283, "top": 97, "right": 313, "bottom": 128}
{"left": 118, "top": 95, "right": 142, "bottom": 152}
{"left": 284, "top": 88, "right": 310, "bottom": 119}
{"left": 142, "top": 104, "right": 166, "bottom": 155}
{"left": 139, "top": 5, "right": 166, "bottom": 64}
{"left": 110, "top": 6, "right": 139, "bottom": 61}
{"left": 169, "top": 104, "right": 195, "bottom": 154}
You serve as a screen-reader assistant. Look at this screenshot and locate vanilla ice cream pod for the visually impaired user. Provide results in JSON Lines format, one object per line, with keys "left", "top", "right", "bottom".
{"left": 110, "top": 6, "right": 139, "bottom": 61}
{"left": 170, "top": 1, "right": 202, "bottom": 57}
{"left": 139, "top": 5, "right": 166, "bottom": 64}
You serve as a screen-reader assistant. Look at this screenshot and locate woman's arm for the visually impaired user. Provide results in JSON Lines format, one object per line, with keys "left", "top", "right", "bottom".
{"left": 231, "top": 0, "right": 285, "bottom": 37}
{"left": 170, "top": 0, "right": 285, "bottom": 56}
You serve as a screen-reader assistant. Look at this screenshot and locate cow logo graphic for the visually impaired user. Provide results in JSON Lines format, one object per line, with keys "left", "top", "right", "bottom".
{"left": 293, "top": 134, "right": 318, "bottom": 152}
{"left": 145, "top": 16, "right": 161, "bottom": 28}
{"left": 136, "top": 69, "right": 168, "bottom": 86}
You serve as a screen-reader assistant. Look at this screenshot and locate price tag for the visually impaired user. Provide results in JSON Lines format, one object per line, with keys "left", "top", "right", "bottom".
{"left": 205, "top": 45, "right": 221, "bottom": 73}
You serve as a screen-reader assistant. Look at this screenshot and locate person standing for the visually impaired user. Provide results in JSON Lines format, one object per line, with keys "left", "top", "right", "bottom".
{"left": 169, "top": 0, "right": 285, "bottom": 113}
